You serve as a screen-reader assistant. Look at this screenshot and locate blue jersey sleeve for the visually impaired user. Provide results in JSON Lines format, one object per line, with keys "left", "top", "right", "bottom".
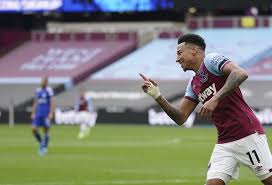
{"left": 204, "top": 53, "right": 230, "bottom": 76}
{"left": 184, "top": 79, "right": 199, "bottom": 103}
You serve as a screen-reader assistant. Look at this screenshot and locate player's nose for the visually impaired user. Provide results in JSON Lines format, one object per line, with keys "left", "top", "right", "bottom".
{"left": 176, "top": 56, "right": 181, "bottom": 63}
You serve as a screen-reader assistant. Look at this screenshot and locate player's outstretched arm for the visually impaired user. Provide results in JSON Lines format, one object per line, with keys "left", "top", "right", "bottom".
{"left": 139, "top": 73, "right": 197, "bottom": 125}
{"left": 213, "top": 62, "right": 248, "bottom": 102}
{"left": 156, "top": 96, "right": 198, "bottom": 125}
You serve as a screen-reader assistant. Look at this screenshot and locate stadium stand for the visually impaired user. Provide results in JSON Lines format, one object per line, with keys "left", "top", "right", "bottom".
{"left": 187, "top": 16, "right": 272, "bottom": 29}
{"left": 91, "top": 38, "right": 194, "bottom": 80}
{"left": 53, "top": 28, "right": 272, "bottom": 114}
{"left": 1, "top": 3, "right": 272, "bottom": 124}
{"left": 0, "top": 32, "right": 137, "bottom": 84}
{"left": 0, "top": 32, "right": 137, "bottom": 110}
{"left": 0, "top": 30, "right": 30, "bottom": 57}
{"left": 47, "top": 22, "right": 184, "bottom": 47}
{"left": 2, "top": 26, "right": 271, "bottom": 124}
{"left": 242, "top": 47, "right": 272, "bottom": 79}
{"left": 88, "top": 28, "right": 272, "bottom": 81}
{"left": 194, "top": 28, "right": 272, "bottom": 66}
{"left": 54, "top": 32, "right": 189, "bottom": 112}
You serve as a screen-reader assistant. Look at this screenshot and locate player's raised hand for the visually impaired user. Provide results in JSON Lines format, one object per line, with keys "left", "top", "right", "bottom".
{"left": 139, "top": 73, "right": 161, "bottom": 100}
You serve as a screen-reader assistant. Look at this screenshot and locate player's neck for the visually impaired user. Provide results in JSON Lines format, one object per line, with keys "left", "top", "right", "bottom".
{"left": 193, "top": 55, "right": 204, "bottom": 73}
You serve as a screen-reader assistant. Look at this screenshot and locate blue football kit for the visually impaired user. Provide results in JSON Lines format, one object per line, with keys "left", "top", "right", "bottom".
{"left": 32, "top": 87, "right": 54, "bottom": 128}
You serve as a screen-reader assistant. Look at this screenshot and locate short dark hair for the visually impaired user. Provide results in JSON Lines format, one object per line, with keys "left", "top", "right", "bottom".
{"left": 178, "top": 33, "right": 206, "bottom": 51}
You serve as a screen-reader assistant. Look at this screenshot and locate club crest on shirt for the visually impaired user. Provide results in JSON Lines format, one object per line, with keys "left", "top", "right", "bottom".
{"left": 199, "top": 70, "right": 208, "bottom": 83}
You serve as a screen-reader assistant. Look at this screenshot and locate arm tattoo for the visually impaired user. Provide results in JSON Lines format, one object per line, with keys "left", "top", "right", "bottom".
{"left": 215, "top": 70, "right": 247, "bottom": 101}
{"left": 155, "top": 96, "right": 184, "bottom": 125}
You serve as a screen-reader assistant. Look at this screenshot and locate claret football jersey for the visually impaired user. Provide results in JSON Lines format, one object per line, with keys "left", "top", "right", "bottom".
{"left": 184, "top": 53, "right": 264, "bottom": 143}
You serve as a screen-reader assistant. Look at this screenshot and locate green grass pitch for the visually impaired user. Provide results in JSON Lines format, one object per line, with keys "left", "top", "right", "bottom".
{"left": 0, "top": 124, "right": 271, "bottom": 185}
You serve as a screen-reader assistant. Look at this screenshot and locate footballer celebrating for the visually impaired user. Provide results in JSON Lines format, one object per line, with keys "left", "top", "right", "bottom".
{"left": 140, "top": 34, "right": 272, "bottom": 185}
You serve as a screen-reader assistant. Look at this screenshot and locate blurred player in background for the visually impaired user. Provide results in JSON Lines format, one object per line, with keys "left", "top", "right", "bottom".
{"left": 75, "top": 87, "right": 97, "bottom": 139}
{"left": 140, "top": 34, "right": 272, "bottom": 185}
{"left": 31, "top": 77, "right": 55, "bottom": 156}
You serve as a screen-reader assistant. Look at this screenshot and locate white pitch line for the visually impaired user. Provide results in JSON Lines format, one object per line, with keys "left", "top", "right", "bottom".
{"left": 85, "top": 179, "right": 190, "bottom": 184}
{"left": 0, "top": 179, "right": 190, "bottom": 185}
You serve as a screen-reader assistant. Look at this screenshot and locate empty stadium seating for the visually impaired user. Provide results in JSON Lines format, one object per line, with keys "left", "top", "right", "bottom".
{"left": 0, "top": 32, "right": 137, "bottom": 84}
{"left": 91, "top": 38, "right": 194, "bottom": 80}
{"left": 195, "top": 28, "right": 272, "bottom": 65}
{"left": 77, "top": 28, "right": 272, "bottom": 111}
{"left": 1, "top": 28, "right": 272, "bottom": 120}
{"left": 0, "top": 32, "right": 137, "bottom": 109}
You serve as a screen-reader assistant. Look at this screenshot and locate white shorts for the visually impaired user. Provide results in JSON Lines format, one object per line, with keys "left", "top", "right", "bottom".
{"left": 206, "top": 133, "right": 272, "bottom": 184}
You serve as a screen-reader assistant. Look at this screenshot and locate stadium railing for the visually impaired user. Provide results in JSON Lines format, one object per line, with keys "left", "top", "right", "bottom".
{"left": 186, "top": 16, "right": 271, "bottom": 29}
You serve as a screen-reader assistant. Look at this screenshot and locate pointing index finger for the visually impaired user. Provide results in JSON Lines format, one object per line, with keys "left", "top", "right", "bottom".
{"left": 139, "top": 73, "right": 148, "bottom": 81}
